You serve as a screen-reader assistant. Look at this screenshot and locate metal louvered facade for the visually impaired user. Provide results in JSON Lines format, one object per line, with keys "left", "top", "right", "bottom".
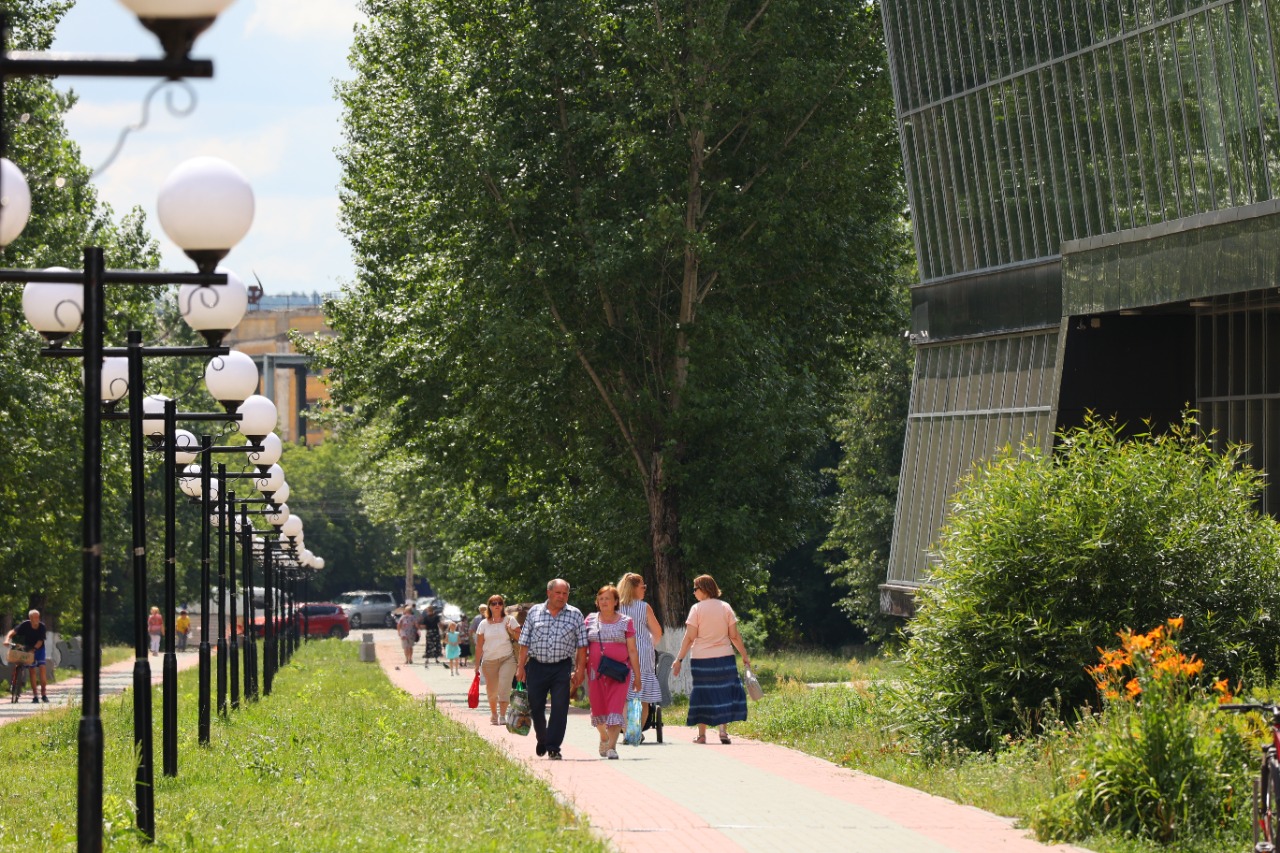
{"left": 881, "top": 0, "right": 1280, "bottom": 611}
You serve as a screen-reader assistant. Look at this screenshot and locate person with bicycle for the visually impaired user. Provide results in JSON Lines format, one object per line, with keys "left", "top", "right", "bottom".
{"left": 6, "top": 609, "right": 49, "bottom": 703}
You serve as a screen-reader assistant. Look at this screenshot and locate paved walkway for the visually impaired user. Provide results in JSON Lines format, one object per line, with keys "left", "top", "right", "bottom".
{"left": 375, "top": 639, "right": 1092, "bottom": 853}
{"left": 0, "top": 649, "right": 205, "bottom": 727}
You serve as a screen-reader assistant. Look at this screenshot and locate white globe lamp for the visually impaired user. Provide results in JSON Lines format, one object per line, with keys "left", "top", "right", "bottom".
{"left": 22, "top": 268, "right": 82, "bottom": 344}
{"left": 0, "top": 158, "right": 31, "bottom": 246}
{"left": 100, "top": 357, "right": 129, "bottom": 404}
{"left": 247, "top": 432, "right": 282, "bottom": 468}
{"left": 204, "top": 349, "right": 258, "bottom": 410}
{"left": 140, "top": 395, "right": 172, "bottom": 444}
{"left": 178, "top": 266, "right": 248, "bottom": 346}
{"left": 157, "top": 157, "right": 253, "bottom": 272}
{"left": 235, "top": 394, "right": 277, "bottom": 442}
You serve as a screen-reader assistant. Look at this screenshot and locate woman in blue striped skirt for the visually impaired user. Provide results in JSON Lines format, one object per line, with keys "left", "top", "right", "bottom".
{"left": 671, "top": 574, "right": 752, "bottom": 744}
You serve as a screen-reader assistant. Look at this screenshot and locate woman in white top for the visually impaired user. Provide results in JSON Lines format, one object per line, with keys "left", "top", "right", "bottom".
{"left": 617, "top": 572, "right": 663, "bottom": 741}
{"left": 474, "top": 594, "right": 521, "bottom": 724}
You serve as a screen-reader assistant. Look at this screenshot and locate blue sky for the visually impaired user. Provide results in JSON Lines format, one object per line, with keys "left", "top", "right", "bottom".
{"left": 50, "top": 0, "right": 364, "bottom": 296}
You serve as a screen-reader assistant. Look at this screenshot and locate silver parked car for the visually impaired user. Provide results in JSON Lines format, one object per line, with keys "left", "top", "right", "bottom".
{"left": 335, "top": 591, "right": 398, "bottom": 629}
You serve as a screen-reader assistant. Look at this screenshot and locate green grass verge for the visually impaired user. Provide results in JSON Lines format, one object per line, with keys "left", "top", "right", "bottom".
{"left": 0, "top": 641, "right": 608, "bottom": 851}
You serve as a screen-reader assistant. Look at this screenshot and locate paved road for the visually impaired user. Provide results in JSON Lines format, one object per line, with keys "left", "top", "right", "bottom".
{"left": 374, "top": 636, "right": 1092, "bottom": 853}
{"left": 0, "top": 649, "right": 205, "bottom": 727}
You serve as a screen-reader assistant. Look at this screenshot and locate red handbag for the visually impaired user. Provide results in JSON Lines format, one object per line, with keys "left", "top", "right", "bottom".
{"left": 467, "top": 669, "right": 481, "bottom": 709}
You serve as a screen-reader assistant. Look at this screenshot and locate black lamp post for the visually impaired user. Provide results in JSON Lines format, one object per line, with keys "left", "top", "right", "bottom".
{"left": 0, "top": 6, "right": 245, "bottom": 847}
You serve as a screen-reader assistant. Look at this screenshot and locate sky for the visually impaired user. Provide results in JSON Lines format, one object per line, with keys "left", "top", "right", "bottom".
{"left": 49, "top": 0, "right": 366, "bottom": 297}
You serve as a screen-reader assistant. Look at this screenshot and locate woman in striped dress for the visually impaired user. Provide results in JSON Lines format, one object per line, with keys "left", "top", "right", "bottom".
{"left": 671, "top": 574, "right": 751, "bottom": 744}
{"left": 617, "top": 572, "right": 663, "bottom": 743}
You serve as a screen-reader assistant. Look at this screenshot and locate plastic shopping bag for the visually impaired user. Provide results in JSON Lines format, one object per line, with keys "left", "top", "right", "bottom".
{"left": 743, "top": 665, "right": 764, "bottom": 701}
{"left": 623, "top": 696, "right": 643, "bottom": 745}
{"left": 467, "top": 669, "right": 481, "bottom": 709}
{"left": 506, "top": 681, "right": 531, "bottom": 735}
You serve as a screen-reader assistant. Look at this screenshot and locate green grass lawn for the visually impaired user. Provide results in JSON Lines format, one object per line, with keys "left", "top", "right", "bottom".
{"left": 0, "top": 641, "right": 607, "bottom": 851}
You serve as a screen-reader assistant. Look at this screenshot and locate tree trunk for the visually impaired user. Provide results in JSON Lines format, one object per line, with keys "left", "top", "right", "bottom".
{"left": 403, "top": 545, "right": 416, "bottom": 604}
{"left": 647, "top": 450, "right": 688, "bottom": 628}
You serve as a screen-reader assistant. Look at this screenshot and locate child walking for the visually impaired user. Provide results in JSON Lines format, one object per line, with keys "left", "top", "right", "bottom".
{"left": 444, "top": 622, "right": 461, "bottom": 675}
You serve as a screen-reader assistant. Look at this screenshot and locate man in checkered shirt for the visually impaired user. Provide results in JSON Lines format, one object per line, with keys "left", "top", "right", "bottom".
{"left": 516, "top": 578, "right": 588, "bottom": 760}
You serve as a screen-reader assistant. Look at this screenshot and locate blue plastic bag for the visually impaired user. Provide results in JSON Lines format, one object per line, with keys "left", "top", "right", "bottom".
{"left": 623, "top": 696, "right": 643, "bottom": 745}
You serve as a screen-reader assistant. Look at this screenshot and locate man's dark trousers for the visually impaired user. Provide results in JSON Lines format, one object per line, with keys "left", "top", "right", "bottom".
{"left": 526, "top": 658, "right": 572, "bottom": 751}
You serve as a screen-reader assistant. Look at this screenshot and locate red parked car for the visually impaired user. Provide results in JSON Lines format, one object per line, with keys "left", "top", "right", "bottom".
{"left": 253, "top": 603, "right": 350, "bottom": 639}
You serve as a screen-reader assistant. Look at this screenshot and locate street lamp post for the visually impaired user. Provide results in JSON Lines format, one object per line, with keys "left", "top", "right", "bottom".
{"left": 0, "top": 6, "right": 247, "bottom": 844}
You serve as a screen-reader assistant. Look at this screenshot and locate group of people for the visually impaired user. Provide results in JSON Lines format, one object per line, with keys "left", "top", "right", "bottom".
{"left": 396, "top": 572, "right": 751, "bottom": 759}
{"left": 513, "top": 572, "right": 749, "bottom": 760}
{"left": 397, "top": 602, "right": 492, "bottom": 673}
{"left": 145, "top": 606, "right": 192, "bottom": 655}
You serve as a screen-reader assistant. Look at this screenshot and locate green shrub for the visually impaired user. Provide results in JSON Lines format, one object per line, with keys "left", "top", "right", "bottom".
{"left": 1032, "top": 621, "right": 1252, "bottom": 845}
{"left": 900, "top": 414, "right": 1280, "bottom": 750}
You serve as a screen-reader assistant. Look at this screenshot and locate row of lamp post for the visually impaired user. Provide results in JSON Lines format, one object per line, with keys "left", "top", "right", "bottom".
{"left": 0, "top": 2, "right": 326, "bottom": 849}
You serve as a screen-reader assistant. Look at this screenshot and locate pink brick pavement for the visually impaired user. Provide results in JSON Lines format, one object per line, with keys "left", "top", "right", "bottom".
{"left": 376, "top": 638, "right": 1092, "bottom": 853}
{"left": 0, "top": 647, "right": 205, "bottom": 728}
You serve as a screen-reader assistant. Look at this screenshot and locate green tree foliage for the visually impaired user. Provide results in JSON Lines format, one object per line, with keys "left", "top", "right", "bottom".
{"left": 823, "top": 281, "right": 911, "bottom": 641}
{"left": 900, "top": 415, "right": 1280, "bottom": 751}
{"left": 0, "top": 0, "right": 163, "bottom": 629}
{"left": 272, "top": 438, "right": 403, "bottom": 601}
{"left": 323, "top": 0, "right": 905, "bottom": 623}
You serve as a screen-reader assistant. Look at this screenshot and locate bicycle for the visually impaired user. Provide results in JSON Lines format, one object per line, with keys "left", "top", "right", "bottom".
{"left": 5, "top": 642, "right": 33, "bottom": 704}
{"left": 1219, "top": 701, "right": 1280, "bottom": 852}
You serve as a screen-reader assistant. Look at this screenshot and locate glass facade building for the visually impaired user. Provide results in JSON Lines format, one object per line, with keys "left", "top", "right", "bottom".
{"left": 881, "top": 0, "right": 1280, "bottom": 611}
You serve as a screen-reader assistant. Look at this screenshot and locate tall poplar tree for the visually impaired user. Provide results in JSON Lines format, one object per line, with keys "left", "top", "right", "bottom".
{"left": 0, "top": 0, "right": 163, "bottom": 627}
{"left": 326, "top": 0, "right": 904, "bottom": 623}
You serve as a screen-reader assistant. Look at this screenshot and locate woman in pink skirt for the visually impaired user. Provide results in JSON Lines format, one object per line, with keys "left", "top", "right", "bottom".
{"left": 585, "top": 585, "right": 641, "bottom": 759}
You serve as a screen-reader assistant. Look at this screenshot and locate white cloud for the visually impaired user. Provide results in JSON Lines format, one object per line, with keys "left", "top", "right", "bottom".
{"left": 244, "top": 0, "right": 366, "bottom": 41}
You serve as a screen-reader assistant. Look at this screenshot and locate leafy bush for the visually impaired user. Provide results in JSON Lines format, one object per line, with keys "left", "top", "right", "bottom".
{"left": 1032, "top": 621, "right": 1251, "bottom": 844}
{"left": 900, "top": 414, "right": 1280, "bottom": 750}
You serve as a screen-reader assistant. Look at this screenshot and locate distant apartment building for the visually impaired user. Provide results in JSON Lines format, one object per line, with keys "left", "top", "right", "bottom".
{"left": 880, "top": 2, "right": 1280, "bottom": 613}
{"left": 224, "top": 293, "right": 334, "bottom": 445}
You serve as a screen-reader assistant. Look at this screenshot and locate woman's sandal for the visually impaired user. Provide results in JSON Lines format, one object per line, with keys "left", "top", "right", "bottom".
{"left": 693, "top": 734, "right": 706, "bottom": 744}
{"left": 719, "top": 731, "right": 731, "bottom": 745}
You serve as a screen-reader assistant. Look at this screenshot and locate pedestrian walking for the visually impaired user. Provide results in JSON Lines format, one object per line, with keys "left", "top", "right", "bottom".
{"left": 444, "top": 622, "right": 461, "bottom": 675}
{"left": 397, "top": 604, "right": 420, "bottom": 665}
{"left": 175, "top": 609, "right": 191, "bottom": 652}
{"left": 515, "top": 578, "right": 587, "bottom": 760}
{"left": 147, "top": 606, "right": 164, "bottom": 656}
{"left": 617, "top": 572, "right": 663, "bottom": 743}
{"left": 6, "top": 609, "right": 49, "bottom": 703}
{"left": 474, "top": 595, "right": 520, "bottom": 725}
{"left": 585, "top": 585, "right": 641, "bottom": 759}
{"left": 421, "top": 604, "right": 443, "bottom": 665}
{"left": 671, "top": 574, "right": 751, "bottom": 744}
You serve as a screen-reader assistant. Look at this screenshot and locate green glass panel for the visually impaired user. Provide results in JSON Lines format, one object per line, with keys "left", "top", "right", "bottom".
{"left": 1255, "top": 0, "right": 1280, "bottom": 193}
{"left": 975, "top": 87, "right": 1013, "bottom": 264}
{"left": 902, "top": 120, "right": 936, "bottom": 280}
{"left": 1108, "top": 39, "right": 1142, "bottom": 229}
{"left": 1136, "top": 32, "right": 1172, "bottom": 222}
{"left": 1210, "top": 7, "right": 1249, "bottom": 205}
{"left": 1083, "top": 50, "right": 1122, "bottom": 232}
{"left": 1063, "top": 205, "right": 1280, "bottom": 314}
{"left": 1192, "top": 11, "right": 1231, "bottom": 209}
{"left": 1051, "top": 60, "right": 1087, "bottom": 239}
{"left": 1032, "top": 68, "right": 1067, "bottom": 248}
{"left": 1124, "top": 34, "right": 1159, "bottom": 227}
{"left": 1176, "top": 17, "right": 1211, "bottom": 213}
{"left": 942, "top": 101, "right": 978, "bottom": 269}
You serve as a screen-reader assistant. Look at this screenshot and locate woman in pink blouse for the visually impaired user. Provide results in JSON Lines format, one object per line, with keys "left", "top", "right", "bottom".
{"left": 671, "top": 574, "right": 751, "bottom": 744}
{"left": 585, "top": 585, "right": 641, "bottom": 759}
